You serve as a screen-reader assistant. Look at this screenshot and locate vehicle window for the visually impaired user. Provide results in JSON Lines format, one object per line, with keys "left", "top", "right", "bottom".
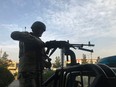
{"left": 98, "top": 58, "right": 109, "bottom": 64}
{"left": 75, "top": 76, "right": 95, "bottom": 87}
{"left": 109, "top": 58, "right": 116, "bottom": 64}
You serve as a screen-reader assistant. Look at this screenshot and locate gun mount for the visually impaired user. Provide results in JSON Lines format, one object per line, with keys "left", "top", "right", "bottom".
{"left": 45, "top": 40, "right": 95, "bottom": 66}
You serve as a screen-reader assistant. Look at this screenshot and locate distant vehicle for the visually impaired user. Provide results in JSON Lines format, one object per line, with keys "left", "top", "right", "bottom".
{"left": 97, "top": 55, "right": 116, "bottom": 72}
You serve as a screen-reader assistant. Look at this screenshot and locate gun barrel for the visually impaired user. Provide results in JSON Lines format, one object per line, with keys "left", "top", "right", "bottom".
{"left": 72, "top": 44, "right": 95, "bottom": 47}
{"left": 78, "top": 47, "right": 93, "bottom": 52}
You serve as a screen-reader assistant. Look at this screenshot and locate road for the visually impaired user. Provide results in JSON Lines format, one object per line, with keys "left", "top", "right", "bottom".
{"left": 8, "top": 80, "right": 19, "bottom": 87}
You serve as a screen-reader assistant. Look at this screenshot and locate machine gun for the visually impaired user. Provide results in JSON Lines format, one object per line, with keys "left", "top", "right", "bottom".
{"left": 45, "top": 40, "right": 95, "bottom": 66}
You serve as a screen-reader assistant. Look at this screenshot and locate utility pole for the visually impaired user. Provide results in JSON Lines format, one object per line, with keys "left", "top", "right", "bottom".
{"left": 61, "top": 48, "right": 65, "bottom": 68}
{"left": 90, "top": 52, "right": 93, "bottom": 64}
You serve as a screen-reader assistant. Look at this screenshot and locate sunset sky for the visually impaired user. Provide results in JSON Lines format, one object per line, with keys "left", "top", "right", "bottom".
{"left": 0, "top": 0, "right": 116, "bottom": 62}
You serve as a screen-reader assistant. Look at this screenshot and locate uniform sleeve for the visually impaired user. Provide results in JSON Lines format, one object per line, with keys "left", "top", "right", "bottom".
{"left": 11, "top": 31, "right": 45, "bottom": 46}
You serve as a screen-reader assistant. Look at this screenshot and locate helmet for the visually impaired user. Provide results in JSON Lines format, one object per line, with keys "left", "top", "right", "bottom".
{"left": 31, "top": 21, "right": 46, "bottom": 31}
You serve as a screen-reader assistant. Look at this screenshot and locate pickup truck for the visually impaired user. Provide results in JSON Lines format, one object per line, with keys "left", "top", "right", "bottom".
{"left": 42, "top": 64, "right": 116, "bottom": 87}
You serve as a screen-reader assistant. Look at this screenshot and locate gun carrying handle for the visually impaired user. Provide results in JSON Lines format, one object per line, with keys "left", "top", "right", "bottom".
{"left": 49, "top": 48, "right": 57, "bottom": 57}
{"left": 46, "top": 47, "right": 50, "bottom": 55}
{"left": 46, "top": 47, "right": 57, "bottom": 57}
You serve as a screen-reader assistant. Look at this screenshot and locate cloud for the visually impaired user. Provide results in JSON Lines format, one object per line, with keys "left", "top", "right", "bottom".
{"left": 0, "top": 24, "right": 22, "bottom": 31}
{"left": 10, "top": 0, "right": 26, "bottom": 7}
{"left": 36, "top": 0, "right": 116, "bottom": 43}
{"left": 0, "top": 24, "right": 23, "bottom": 45}
{"left": 0, "top": 0, "right": 116, "bottom": 60}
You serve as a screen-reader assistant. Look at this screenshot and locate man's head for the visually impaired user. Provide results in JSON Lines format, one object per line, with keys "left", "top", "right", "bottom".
{"left": 31, "top": 21, "right": 46, "bottom": 37}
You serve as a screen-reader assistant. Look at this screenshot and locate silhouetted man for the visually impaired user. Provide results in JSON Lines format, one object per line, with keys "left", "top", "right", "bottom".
{"left": 11, "top": 21, "right": 51, "bottom": 87}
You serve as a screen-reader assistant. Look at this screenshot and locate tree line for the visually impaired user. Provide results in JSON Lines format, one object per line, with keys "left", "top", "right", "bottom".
{"left": 0, "top": 51, "right": 10, "bottom": 68}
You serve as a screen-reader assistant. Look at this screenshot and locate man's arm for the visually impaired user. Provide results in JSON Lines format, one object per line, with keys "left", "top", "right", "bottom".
{"left": 11, "top": 31, "right": 44, "bottom": 46}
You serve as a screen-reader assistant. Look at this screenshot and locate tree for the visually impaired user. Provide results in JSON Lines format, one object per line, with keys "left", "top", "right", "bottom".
{"left": 2, "top": 52, "right": 8, "bottom": 59}
{"left": 0, "top": 51, "right": 14, "bottom": 86}
{"left": 53, "top": 56, "right": 61, "bottom": 68}
{"left": 0, "top": 52, "right": 9, "bottom": 68}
